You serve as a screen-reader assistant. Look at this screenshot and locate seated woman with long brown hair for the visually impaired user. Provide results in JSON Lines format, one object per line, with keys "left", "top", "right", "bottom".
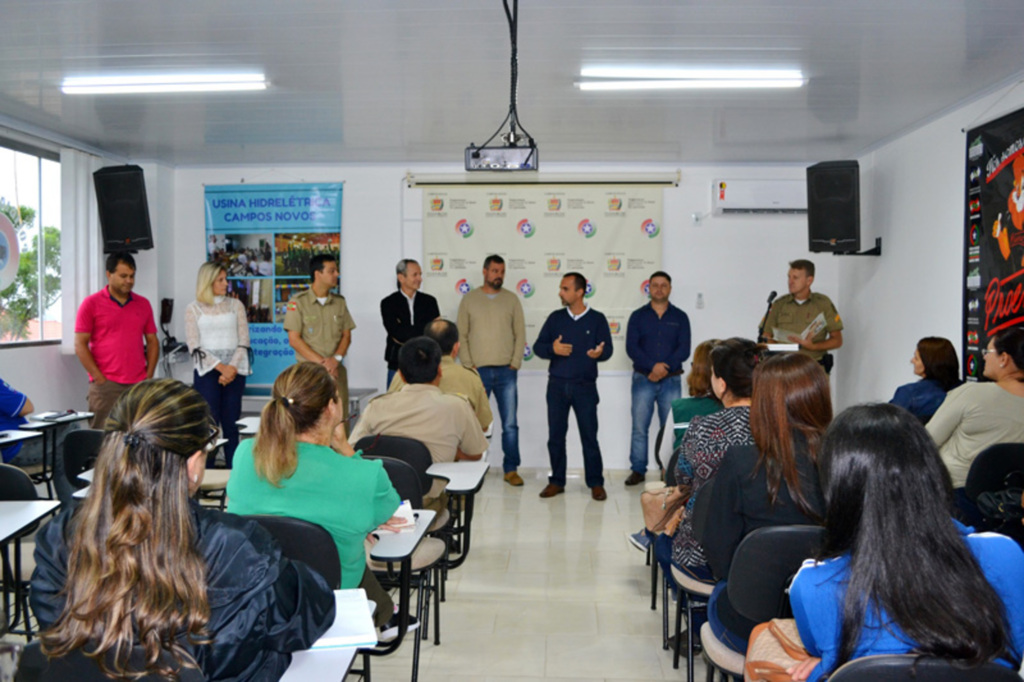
{"left": 227, "top": 362, "right": 408, "bottom": 638}
{"left": 700, "top": 352, "right": 831, "bottom": 653}
{"left": 30, "top": 378, "right": 335, "bottom": 681}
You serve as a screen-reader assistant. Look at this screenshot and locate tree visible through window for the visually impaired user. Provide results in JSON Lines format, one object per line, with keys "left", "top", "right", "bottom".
{"left": 0, "top": 143, "right": 61, "bottom": 343}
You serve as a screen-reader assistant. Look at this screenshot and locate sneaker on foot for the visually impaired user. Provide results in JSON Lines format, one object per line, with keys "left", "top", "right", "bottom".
{"left": 378, "top": 614, "right": 420, "bottom": 642}
{"left": 504, "top": 471, "right": 524, "bottom": 486}
{"left": 628, "top": 530, "right": 651, "bottom": 552}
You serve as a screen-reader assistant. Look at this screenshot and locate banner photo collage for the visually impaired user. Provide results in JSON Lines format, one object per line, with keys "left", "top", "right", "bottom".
{"left": 204, "top": 183, "right": 343, "bottom": 385}
{"left": 422, "top": 185, "right": 663, "bottom": 373}
{"left": 963, "top": 110, "right": 1024, "bottom": 380}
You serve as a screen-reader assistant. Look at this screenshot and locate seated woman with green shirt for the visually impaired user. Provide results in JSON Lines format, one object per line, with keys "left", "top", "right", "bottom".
{"left": 227, "top": 362, "right": 406, "bottom": 637}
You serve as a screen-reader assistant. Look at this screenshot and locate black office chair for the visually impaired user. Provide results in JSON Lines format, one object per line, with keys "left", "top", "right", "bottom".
{"left": 62, "top": 429, "right": 103, "bottom": 498}
{"left": 700, "top": 524, "right": 825, "bottom": 682}
{"left": 16, "top": 640, "right": 204, "bottom": 682}
{"left": 964, "top": 442, "right": 1024, "bottom": 533}
{"left": 828, "top": 654, "right": 1022, "bottom": 681}
{"left": 665, "top": 477, "right": 719, "bottom": 677}
{"left": 248, "top": 515, "right": 341, "bottom": 589}
{"left": 0, "top": 464, "right": 41, "bottom": 638}
{"left": 361, "top": 454, "right": 445, "bottom": 681}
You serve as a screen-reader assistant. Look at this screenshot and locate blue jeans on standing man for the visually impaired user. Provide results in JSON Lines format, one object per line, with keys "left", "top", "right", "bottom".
{"left": 629, "top": 372, "right": 682, "bottom": 475}
{"left": 476, "top": 365, "right": 521, "bottom": 473}
{"left": 546, "top": 378, "right": 604, "bottom": 488}
{"left": 193, "top": 369, "right": 246, "bottom": 468}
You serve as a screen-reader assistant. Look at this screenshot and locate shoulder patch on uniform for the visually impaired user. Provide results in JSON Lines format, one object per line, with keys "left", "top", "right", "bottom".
{"left": 287, "top": 301, "right": 298, "bottom": 311}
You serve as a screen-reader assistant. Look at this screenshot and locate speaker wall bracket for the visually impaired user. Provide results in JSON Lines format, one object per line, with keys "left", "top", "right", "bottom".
{"left": 833, "top": 237, "right": 882, "bottom": 257}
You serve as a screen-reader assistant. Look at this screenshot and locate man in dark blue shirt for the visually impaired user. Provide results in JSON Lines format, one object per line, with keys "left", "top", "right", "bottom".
{"left": 533, "top": 273, "right": 613, "bottom": 501}
{"left": 624, "top": 271, "right": 691, "bottom": 485}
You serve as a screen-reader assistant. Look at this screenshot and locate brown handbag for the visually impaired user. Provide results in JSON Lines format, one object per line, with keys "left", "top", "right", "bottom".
{"left": 744, "top": 618, "right": 811, "bottom": 682}
{"left": 641, "top": 485, "right": 689, "bottom": 533}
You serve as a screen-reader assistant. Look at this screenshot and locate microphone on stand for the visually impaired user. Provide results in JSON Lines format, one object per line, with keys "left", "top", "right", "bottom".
{"left": 758, "top": 291, "right": 778, "bottom": 343}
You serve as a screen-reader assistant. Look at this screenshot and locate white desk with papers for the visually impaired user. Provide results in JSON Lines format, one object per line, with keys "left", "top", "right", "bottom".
{"left": 281, "top": 589, "right": 377, "bottom": 681}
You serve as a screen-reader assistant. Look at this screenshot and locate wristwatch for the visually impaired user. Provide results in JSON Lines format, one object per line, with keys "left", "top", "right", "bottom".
{"left": 334, "top": 354, "right": 344, "bottom": 362}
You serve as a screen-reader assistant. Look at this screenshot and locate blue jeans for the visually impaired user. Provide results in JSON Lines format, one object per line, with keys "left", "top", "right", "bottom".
{"left": 546, "top": 379, "right": 604, "bottom": 488}
{"left": 194, "top": 369, "right": 246, "bottom": 468}
{"left": 629, "top": 372, "right": 682, "bottom": 474}
{"left": 707, "top": 581, "right": 749, "bottom": 653}
{"left": 476, "top": 366, "right": 521, "bottom": 473}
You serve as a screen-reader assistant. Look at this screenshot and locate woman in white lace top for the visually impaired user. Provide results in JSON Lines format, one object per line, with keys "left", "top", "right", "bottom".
{"left": 185, "top": 262, "right": 252, "bottom": 466}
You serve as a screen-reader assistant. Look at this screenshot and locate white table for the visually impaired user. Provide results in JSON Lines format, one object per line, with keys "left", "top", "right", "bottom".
{"left": 0, "top": 500, "right": 61, "bottom": 634}
{"left": 281, "top": 589, "right": 377, "bottom": 682}
{"left": 427, "top": 460, "right": 488, "bottom": 570}
{"left": 0, "top": 430, "right": 42, "bottom": 448}
{"left": 237, "top": 416, "right": 261, "bottom": 437}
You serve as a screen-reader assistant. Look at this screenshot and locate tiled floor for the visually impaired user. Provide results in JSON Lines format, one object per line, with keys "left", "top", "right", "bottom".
{"left": 369, "top": 468, "right": 707, "bottom": 682}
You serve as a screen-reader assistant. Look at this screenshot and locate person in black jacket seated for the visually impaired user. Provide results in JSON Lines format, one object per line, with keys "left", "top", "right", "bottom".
{"left": 888, "top": 336, "right": 960, "bottom": 423}
{"left": 380, "top": 259, "right": 440, "bottom": 387}
{"left": 30, "top": 378, "right": 335, "bottom": 681}
{"left": 699, "top": 352, "right": 831, "bottom": 653}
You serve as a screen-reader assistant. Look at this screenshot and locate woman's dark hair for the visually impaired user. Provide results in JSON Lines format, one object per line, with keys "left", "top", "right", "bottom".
{"left": 255, "top": 362, "right": 338, "bottom": 485}
{"left": 42, "top": 379, "right": 214, "bottom": 678}
{"left": 917, "top": 337, "right": 960, "bottom": 391}
{"left": 750, "top": 353, "right": 831, "bottom": 517}
{"left": 992, "top": 327, "right": 1024, "bottom": 381}
{"left": 818, "top": 403, "right": 1011, "bottom": 673}
{"left": 709, "top": 337, "right": 764, "bottom": 399}
{"left": 686, "top": 339, "right": 720, "bottom": 397}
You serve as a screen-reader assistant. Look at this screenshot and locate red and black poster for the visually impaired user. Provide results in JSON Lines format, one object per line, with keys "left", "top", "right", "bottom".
{"left": 963, "top": 109, "right": 1024, "bottom": 380}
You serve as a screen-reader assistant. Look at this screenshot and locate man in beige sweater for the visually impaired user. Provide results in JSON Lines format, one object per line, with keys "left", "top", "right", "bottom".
{"left": 456, "top": 255, "right": 526, "bottom": 486}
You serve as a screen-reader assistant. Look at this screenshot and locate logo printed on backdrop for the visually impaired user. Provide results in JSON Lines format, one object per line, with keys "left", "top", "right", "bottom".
{"left": 490, "top": 198, "right": 503, "bottom": 212}
{"left": 517, "top": 219, "right": 536, "bottom": 238}
{"left": 430, "top": 258, "right": 444, "bottom": 271}
{"left": 608, "top": 197, "right": 622, "bottom": 211}
{"left": 641, "top": 279, "right": 651, "bottom": 297}
{"left": 609, "top": 320, "right": 621, "bottom": 334}
{"left": 523, "top": 344, "right": 534, "bottom": 361}
{"left": 607, "top": 258, "right": 621, "bottom": 272}
{"left": 967, "top": 355, "right": 979, "bottom": 377}
{"left": 547, "top": 258, "right": 561, "bottom": 272}
{"left": 641, "top": 219, "right": 660, "bottom": 238}
{"left": 455, "top": 219, "right": 473, "bottom": 238}
{"left": 431, "top": 198, "right": 444, "bottom": 212}
{"left": 517, "top": 279, "right": 535, "bottom": 298}
{"left": 584, "top": 282, "right": 595, "bottom": 299}
{"left": 969, "top": 223, "right": 980, "bottom": 246}
{"left": 967, "top": 330, "right": 980, "bottom": 345}
{"left": 548, "top": 198, "right": 561, "bottom": 211}
{"left": 456, "top": 279, "right": 472, "bottom": 295}
{"left": 578, "top": 219, "right": 597, "bottom": 239}
{"left": 968, "top": 298, "right": 980, "bottom": 312}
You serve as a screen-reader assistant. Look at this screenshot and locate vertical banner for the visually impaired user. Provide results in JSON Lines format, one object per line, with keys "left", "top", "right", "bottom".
{"left": 422, "top": 184, "right": 663, "bottom": 372}
{"left": 964, "top": 111, "right": 1024, "bottom": 380}
{"left": 204, "top": 183, "right": 343, "bottom": 385}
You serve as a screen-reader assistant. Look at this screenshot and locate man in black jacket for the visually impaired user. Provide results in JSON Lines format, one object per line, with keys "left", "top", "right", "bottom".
{"left": 380, "top": 259, "right": 440, "bottom": 387}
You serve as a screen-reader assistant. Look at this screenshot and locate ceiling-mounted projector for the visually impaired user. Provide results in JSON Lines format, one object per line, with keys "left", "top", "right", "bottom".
{"left": 465, "top": 143, "right": 538, "bottom": 171}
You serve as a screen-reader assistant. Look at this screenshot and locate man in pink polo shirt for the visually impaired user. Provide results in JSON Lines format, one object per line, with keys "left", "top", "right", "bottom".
{"left": 74, "top": 252, "right": 159, "bottom": 429}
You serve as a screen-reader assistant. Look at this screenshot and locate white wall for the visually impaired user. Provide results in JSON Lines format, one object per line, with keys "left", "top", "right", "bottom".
{"left": 836, "top": 83, "right": 1024, "bottom": 407}
{"left": 170, "top": 162, "right": 827, "bottom": 471}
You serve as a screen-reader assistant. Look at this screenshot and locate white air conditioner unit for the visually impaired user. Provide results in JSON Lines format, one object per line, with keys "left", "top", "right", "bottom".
{"left": 712, "top": 179, "right": 807, "bottom": 215}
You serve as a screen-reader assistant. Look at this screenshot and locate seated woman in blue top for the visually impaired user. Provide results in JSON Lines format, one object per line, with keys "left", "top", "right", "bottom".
{"left": 788, "top": 404, "right": 1024, "bottom": 681}
{"left": 888, "top": 336, "right": 960, "bottom": 423}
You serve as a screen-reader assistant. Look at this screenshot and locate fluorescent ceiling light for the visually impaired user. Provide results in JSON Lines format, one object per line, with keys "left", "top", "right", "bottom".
{"left": 581, "top": 67, "right": 803, "bottom": 80}
{"left": 576, "top": 79, "right": 804, "bottom": 91}
{"left": 61, "top": 73, "right": 267, "bottom": 95}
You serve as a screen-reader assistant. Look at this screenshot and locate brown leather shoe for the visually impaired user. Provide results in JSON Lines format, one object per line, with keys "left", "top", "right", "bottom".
{"left": 591, "top": 486, "right": 608, "bottom": 501}
{"left": 539, "top": 483, "right": 565, "bottom": 498}
{"left": 624, "top": 471, "right": 645, "bottom": 486}
{"left": 504, "top": 471, "right": 524, "bottom": 487}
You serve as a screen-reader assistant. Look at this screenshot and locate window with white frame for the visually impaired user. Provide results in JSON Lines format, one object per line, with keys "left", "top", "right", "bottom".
{"left": 0, "top": 139, "right": 61, "bottom": 344}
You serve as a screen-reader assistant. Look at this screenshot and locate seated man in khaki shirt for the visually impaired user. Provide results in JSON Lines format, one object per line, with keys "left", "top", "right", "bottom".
{"left": 388, "top": 319, "right": 493, "bottom": 432}
{"left": 351, "top": 336, "right": 488, "bottom": 512}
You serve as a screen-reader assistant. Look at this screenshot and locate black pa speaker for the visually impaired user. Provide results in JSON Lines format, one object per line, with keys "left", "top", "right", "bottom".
{"left": 93, "top": 165, "right": 154, "bottom": 253}
{"left": 806, "top": 160, "right": 859, "bottom": 253}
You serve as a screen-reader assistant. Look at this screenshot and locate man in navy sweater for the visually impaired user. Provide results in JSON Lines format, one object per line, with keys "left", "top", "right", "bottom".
{"left": 533, "top": 273, "right": 614, "bottom": 501}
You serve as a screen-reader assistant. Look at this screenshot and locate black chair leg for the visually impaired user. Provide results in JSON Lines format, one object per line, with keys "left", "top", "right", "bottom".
{"left": 673, "top": 589, "right": 684, "bottom": 670}
{"left": 433, "top": 567, "right": 440, "bottom": 646}
{"left": 661, "top": 573, "right": 670, "bottom": 650}
{"left": 650, "top": 549, "right": 658, "bottom": 611}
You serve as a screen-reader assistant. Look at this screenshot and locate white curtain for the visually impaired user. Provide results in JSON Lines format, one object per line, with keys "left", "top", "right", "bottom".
{"left": 60, "top": 148, "right": 103, "bottom": 355}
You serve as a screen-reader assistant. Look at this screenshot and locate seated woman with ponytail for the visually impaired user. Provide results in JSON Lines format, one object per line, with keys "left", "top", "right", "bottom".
{"left": 788, "top": 403, "right": 1024, "bottom": 681}
{"left": 30, "top": 378, "right": 335, "bottom": 681}
{"left": 227, "top": 362, "right": 405, "bottom": 637}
